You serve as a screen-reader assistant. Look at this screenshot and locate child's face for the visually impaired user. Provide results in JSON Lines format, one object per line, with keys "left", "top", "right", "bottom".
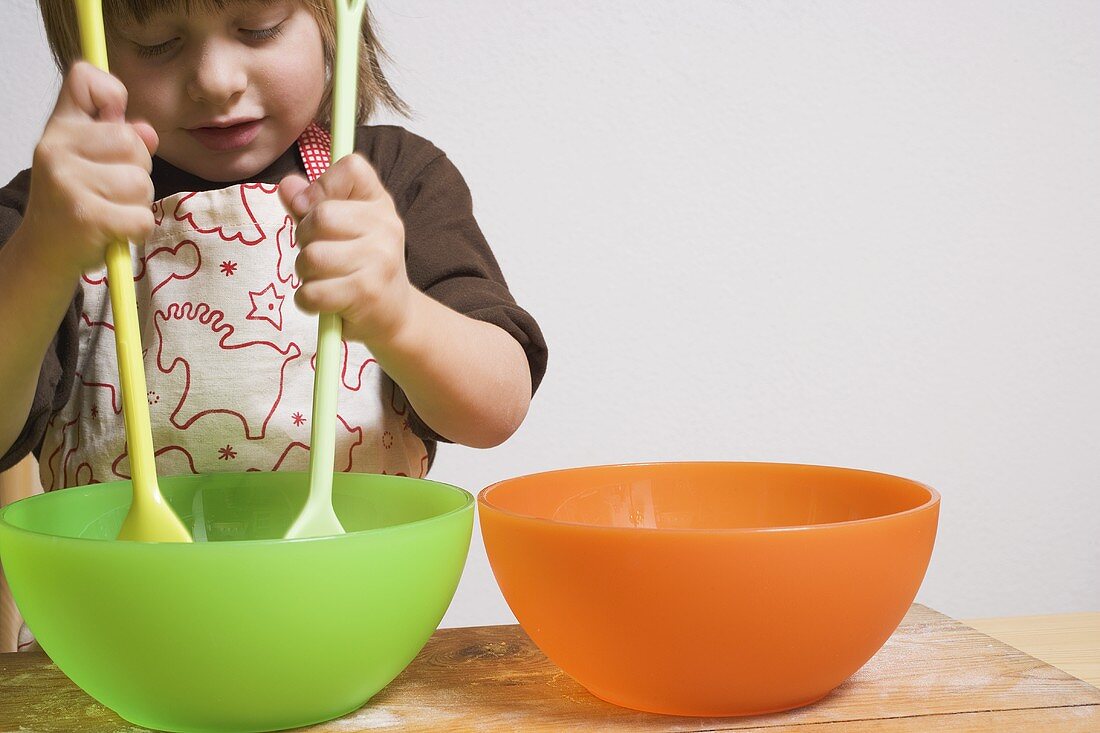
{"left": 107, "top": 0, "right": 325, "bottom": 182}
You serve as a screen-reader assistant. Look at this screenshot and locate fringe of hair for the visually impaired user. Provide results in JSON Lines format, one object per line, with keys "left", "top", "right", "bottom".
{"left": 36, "top": 0, "right": 408, "bottom": 124}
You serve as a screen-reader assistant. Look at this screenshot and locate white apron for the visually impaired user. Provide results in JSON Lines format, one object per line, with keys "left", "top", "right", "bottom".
{"left": 39, "top": 122, "right": 429, "bottom": 490}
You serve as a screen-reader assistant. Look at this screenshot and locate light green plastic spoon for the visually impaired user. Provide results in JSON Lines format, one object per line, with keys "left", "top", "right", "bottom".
{"left": 283, "top": 0, "right": 370, "bottom": 539}
{"left": 74, "top": 0, "right": 191, "bottom": 543}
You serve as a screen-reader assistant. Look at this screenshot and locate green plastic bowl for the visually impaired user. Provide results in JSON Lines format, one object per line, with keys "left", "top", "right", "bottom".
{"left": 0, "top": 471, "right": 473, "bottom": 733}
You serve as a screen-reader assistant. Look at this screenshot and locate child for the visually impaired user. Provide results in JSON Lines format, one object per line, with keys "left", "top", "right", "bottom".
{"left": 0, "top": 0, "right": 547, "bottom": 651}
{"left": 0, "top": 0, "right": 547, "bottom": 491}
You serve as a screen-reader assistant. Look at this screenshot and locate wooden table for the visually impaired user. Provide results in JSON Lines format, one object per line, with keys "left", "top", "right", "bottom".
{"left": 964, "top": 612, "right": 1100, "bottom": 690}
{"left": 1, "top": 605, "right": 1098, "bottom": 732}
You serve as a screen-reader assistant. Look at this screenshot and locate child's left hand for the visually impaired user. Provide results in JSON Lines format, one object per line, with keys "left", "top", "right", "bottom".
{"left": 278, "top": 155, "right": 413, "bottom": 347}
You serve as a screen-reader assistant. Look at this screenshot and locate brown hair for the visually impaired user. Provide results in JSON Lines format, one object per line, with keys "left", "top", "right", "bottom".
{"left": 36, "top": 0, "right": 408, "bottom": 125}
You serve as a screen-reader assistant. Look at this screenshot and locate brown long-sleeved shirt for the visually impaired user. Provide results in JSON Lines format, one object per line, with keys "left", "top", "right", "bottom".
{"left": 0, "top": 124, "right": 547, "bottom": 475}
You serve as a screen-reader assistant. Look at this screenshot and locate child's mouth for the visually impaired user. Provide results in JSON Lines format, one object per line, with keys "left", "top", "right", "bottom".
{"left": 188, "top": 119, "right": 264, "bottom": 152}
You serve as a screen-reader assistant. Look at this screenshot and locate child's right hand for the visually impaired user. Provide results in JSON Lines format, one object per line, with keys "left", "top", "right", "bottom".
{"left": 21, "top": 61, "right": 159, "bottom": 277}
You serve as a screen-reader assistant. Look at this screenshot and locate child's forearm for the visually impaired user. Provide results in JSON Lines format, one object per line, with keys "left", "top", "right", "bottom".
{"left": 367, "top": 288, "right": 532, "bottom": 449}
{"left": 0, "top": 226, "right": 80, "bottom": 459}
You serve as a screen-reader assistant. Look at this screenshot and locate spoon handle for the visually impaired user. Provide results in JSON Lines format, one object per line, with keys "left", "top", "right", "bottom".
{"left": 74, "top": 0, "right": 159, "bottom": 504}
{"left": 306, "top": 0, "right": 367, "bottom": 505}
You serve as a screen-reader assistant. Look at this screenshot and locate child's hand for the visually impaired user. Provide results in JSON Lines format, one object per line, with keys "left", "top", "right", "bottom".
{"left": 23, "top": 61, "right": 159, "bottom": 277}
{"left": 278, "top": 154, "right": 414, "bottom": 347}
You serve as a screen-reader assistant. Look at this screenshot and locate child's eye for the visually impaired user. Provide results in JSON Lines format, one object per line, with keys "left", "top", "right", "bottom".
{"left": 135, "top": 38, "right": 179, "bottom": 58}
{"left": 242, "top": 21, "right": 285, "bottom": 42}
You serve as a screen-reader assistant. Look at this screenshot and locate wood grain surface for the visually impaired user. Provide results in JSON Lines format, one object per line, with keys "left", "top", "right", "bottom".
{"left": 1, "top": 604, "right": 1097, "bottom": 732}
{"left": 965, "top": 612, "right": 1100, "bottom": 689}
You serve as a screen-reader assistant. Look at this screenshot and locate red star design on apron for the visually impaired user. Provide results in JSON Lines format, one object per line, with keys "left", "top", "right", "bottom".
{"left": 246, "top": 282, "right": 286, "bottom": 330}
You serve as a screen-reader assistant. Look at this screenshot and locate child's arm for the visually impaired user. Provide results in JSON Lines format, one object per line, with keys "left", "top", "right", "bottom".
{"left": 279, "top": 156, "right": 532, "bottom": 449}
{"left": 0, "top": 62, "right": 157, "bottom": 460}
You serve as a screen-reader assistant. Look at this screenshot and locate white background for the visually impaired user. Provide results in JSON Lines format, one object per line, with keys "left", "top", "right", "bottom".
{"left": 1, "top": 1, "right": 1097, "bottom": 626}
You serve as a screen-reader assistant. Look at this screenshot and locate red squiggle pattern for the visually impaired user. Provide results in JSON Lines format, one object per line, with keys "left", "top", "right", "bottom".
{"left": 155, "top": 302, "right": 302, "bottom": 439}
{"left": 275, "top": 214, "right": 301, "bottom": 290}
{"left": 261, "top": 441, "right": 311, "bottom": 472}
{"left": 307, "top": 341, "right": 378, "bottom": 392}
{"left": 81, "top": 239, "right": 201, "bottom": 300}
{"left": 111, "top": 444, "right": 199, "bottom": 480}
{"left": 44, "top": 413, "right": 82, "bottom": 490}
{"left": 173, "top": 185, "right": 266, "bottom": 245}
{"left": 335, "top": 414, "right": 365, "bottom": 472}
{"left": 73, "top": 372, "right": 122, "bottom": 415}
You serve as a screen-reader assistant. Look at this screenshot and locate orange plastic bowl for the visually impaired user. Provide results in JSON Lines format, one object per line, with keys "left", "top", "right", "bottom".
{"left": 478, "top": 462, "right": 939, "bottom": 716}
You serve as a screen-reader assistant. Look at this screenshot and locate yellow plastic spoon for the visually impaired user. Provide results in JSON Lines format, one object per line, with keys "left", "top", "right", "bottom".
{"left": 74, "top": 0, "right": 191, "bottom": 542}
{"left": 283, "top": 0, "right": 372, "bottom": 539}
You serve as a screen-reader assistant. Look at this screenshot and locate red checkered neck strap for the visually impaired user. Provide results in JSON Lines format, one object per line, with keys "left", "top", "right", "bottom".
{"left": 296, "top": 122, "right": 333, "bottom": 183}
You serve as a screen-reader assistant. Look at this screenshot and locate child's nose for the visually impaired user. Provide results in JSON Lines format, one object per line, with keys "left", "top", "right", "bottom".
{"left": 185, "top": 43, "right": 248, "bottom": 106}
